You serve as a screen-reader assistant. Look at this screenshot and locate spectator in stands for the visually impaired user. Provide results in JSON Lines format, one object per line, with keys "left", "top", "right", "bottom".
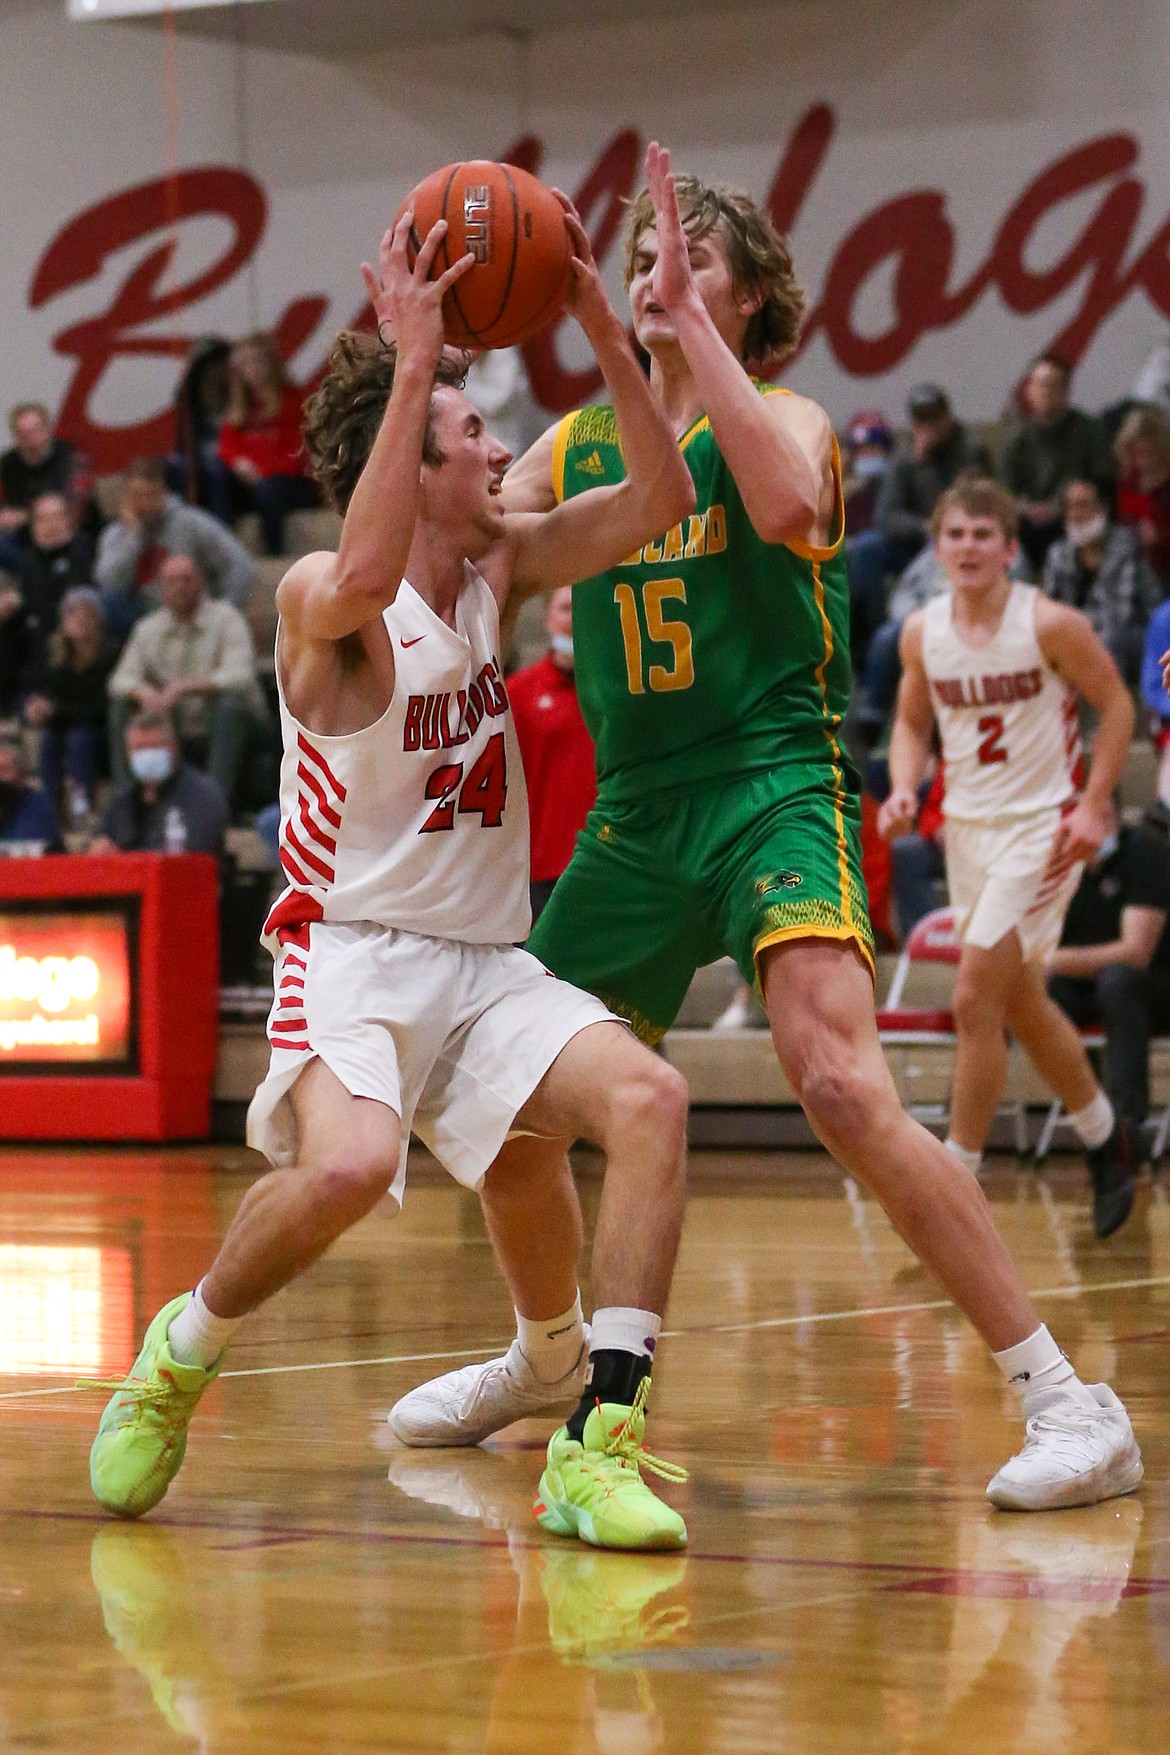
{"left": 1114, "top": 403, "right": 1170, "bottom": 592}
{"left": 90, "top": 707, "right": 226, "bottom": 857}
{"left": 1042, "top": 478, "right": 1158, "bottom": 686}
{"left": 22, "top": 587, "right": 114, "bottom": 822}
{"left": 16, "top": 493, "right": 95, "bottom": 682}
{"left": 1048, "top": 797, "right": 1170, "bottom": 1151}
{"left": 107, "top": 552, "right": 268, "bottom": 808}
{"left": 847, "top": 386, "right": 991, "bottom": 678}
{"left": 1140, "top": 601, "right": 1170, "bottom": 812}
{"left": 1000, "top": 354, "right": 1114, "bottom": 574}
{"left": 842, "top": 410, "right": 895, "bottom": 537}
{"left": 210, "top": 333, "right": 318, "bottom": 556}
{"left": 172, "top": 336, "right": 232, "bottom": 509}
{"left": 0, "top": 734, "right": 61, "bottom": 854}
{"left": 95, "top": 456, "right": 256, "bottom": 641}
{"left": 0, "top": 575, "right": 30, "bottom": 719}
{"left": 506, "top": 586, "right": 596, "bottom": 922}
{"left": 0, "top": 402, "right": 97, "bottom": 574}
{"left": 1130, "top": 330, "right": 1170, "bottom": 416}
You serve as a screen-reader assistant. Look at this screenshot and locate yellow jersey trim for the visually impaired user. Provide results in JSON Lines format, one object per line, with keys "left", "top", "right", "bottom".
{"left": 785, "top": 436, "right": 846, "bottom": 562}
{"left": 550, "top": 411, "right": 577, "bottom": 506}
{"left": 752, "top": 922, "right": 876, "bottom": 984}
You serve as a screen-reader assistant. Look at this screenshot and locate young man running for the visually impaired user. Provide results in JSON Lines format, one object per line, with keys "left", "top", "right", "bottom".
{"left": 87, "top": 201, "right": 698, "bottom": 1549}
{"left": 392, "top": 144, "right": 1143, "bottom": 1516}
{"left": 878, "top": 476, "right": 1137, "bottom": 1238}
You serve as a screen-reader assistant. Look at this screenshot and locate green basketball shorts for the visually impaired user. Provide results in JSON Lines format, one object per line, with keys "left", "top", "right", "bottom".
{"left": 526, "top": 764, "right": 874, "bottom": 1044}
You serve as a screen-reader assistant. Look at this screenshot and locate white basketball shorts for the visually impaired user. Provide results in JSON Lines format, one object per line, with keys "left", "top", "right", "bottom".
{"left": 944, "top": 803, "right": 1083, "bottom": 962}
{"left": 246, "top": 920, "right": 615, "bottom": 1202}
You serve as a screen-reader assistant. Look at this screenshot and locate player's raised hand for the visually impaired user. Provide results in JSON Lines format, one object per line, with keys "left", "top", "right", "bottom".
{"left": 877, "top": 786, "right": 919, "bottom": 843}
{"left": 1161, "top": 645, "right": 1170, "bottom": 693}
{"left": 645, "top": 141, "right": 695, "bottom": 313}
{"left": 554, "top": 192, "right": 613, "bottom": 336}
{"left": 361, "top": 213, "right": 474, "bottom": 366}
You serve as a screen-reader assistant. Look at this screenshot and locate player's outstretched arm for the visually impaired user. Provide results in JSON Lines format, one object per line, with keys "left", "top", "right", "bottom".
{"left": 1037, "top": 598, "right": 1135, "bottom": 861}
{"left": 642, "top": 141, "right": 828, "bottom": 548}
{"left": 276, "top": 215, "right": 473, "bottom": 645}
{"left": 507, "top": 200, "right": 694, "bottom": 598}
{"left": 879, "top": 614, "right": 936, "bottom": 841}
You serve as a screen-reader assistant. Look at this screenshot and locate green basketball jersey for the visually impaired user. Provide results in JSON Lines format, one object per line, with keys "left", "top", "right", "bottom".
{"left": 552, "top": 386, "right": 853, "bottom": 802}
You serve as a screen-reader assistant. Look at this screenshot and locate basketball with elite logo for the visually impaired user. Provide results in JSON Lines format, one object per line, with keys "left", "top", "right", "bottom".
{"left": 393, "top": 160, "right": 573, "bottom": 349}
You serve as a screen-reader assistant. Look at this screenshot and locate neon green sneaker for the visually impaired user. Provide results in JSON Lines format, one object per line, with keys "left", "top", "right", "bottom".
{"left": 534, "top": 1377, "right": 688, "bottom": 1551}
{"left": 86, "top": 1294, "right": 221, "bottom": 1519}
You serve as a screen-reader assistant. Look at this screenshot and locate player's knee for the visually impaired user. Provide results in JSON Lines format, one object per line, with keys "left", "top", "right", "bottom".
{"left": 952, "top": 979, "right": 1001, "bottom": 1037}
{"left": 798, "top": 1058, "right": 878, "bottom": 1145}
{"left": 607, "top": 1054, "right": 689, "bottom": 1158}
{"left": 312, "top": 1121, "right": 399, "bottom": 1223}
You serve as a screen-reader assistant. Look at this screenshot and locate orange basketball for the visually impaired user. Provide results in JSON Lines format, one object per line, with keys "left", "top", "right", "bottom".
{"left": 393, "top": 161, "right": 573, "bottom": 349}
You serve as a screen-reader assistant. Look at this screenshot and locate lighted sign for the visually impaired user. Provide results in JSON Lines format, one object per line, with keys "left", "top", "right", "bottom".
{"left": 0, "top": 911, "right": 132, "bottom": 1064}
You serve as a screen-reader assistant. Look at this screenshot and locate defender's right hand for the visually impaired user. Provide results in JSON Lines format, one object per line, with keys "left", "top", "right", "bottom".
{"left": 877, "top": 787, "right": 919, "bottom": 842}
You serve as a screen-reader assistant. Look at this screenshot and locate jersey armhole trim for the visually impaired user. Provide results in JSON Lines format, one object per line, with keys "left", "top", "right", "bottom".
{"left": 784, "top": 435, "right": 846, "bottom": 562}
{"left": 551, "top": 412, "right": 578, "bottom": 506}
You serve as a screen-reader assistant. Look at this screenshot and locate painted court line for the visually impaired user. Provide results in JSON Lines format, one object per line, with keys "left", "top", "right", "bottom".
{"left": 3, "top": 1271, "right": 1169, "bottom": 1403}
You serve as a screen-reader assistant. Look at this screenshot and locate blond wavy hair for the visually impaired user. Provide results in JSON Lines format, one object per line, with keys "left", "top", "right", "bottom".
{"left": 622, "top": 176, "right": 805, "bottom": 364}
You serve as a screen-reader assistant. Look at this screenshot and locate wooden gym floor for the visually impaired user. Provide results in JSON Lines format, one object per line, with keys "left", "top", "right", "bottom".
{"left": 1, "top": 1144, "right": 1168, "bottom": 1752}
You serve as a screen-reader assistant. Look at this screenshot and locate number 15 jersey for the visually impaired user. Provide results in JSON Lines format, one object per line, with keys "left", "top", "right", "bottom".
{"left": 264, "top": 565, "right": 531, "bottom": 947}
{"left": 552, "top": 385, "right": 853, "bottom": 804}
{"left": 921, "top": 581, "right": 1082, "bottom": 823}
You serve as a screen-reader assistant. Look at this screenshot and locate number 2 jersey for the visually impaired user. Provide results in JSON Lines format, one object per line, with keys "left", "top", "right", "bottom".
{"left": 921, "top": 580, "right": 1082, "bottom": 822}
{"left": 551, "top": 386, "right": 853, "bottom": 802}
{"left": 263, "top": 564, "right": 532, "bottom": 946}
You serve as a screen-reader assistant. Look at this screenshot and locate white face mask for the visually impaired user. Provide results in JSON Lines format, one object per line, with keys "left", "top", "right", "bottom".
{"left": 1067, "top": 513, "right": 1107, "bottom": 547}
{"left": 550, "top": 633, "right": 574, "bottom": 662}
{"left": 129, "top": 746, "right": 175, "bottom": 785}
{"left": 851, "top": 453, "right": 888, "bottom": 479}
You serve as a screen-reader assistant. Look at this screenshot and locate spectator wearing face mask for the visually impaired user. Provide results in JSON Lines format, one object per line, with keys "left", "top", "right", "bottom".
{"left": 90, "top": 708, "right": 227, "bottom": 857}
{"left": 1042, "top": 478, "right": 1158, "bottom": 686}
{"left": 505, "top": 586, "right": 596, "bottom": 923}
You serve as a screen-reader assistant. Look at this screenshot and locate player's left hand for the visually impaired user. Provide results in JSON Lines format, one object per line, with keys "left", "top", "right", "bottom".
{"left": 1053, "top": 795, "right": 1110, "bottom": 865}
{"left": 1160, "top": 645, "right": 1170, "bottom": 693}
{"left": 645, "top": 141, "right": 696, "bottom": 313}
{"left": 554, "top": 193, "right": 612, "bottom": 333}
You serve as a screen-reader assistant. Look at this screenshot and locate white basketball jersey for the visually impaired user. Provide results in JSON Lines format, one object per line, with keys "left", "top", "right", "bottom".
{"left": 921, "top": 582, "right": 1082, "bottom": 822}
{"left": 264, "top": 565, "right": 531, "bottom": 945}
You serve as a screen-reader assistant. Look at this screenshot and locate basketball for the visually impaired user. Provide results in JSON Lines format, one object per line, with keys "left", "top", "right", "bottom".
{"left": 393, "top": 160, "right": 573, "bottom": 349}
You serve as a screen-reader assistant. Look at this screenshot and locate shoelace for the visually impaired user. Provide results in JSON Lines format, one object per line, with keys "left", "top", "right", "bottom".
{"left": 602, "top": 1378, "right": 689, "bottom": 1484}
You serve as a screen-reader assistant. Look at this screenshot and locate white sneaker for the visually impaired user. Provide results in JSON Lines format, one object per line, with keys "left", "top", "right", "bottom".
{"left": 387, "top": 1337, "right": 588, "bottom": 1447}
{"left": 986, "top": 1384, "right": 1143, "bottom": 1511}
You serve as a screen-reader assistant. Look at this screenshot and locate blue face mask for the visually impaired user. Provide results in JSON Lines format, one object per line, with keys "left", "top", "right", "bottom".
{"left": 129, "top": 747, "right": 174, "bottom": 785}
{"left": 1095, "top": 832, "right": 1120, "bottom": 863}
{"left": 550, "top": 633, "right": 574, "bottom": 662}
{"left": 851, "top": 453, "right": 888, "bottom": 480}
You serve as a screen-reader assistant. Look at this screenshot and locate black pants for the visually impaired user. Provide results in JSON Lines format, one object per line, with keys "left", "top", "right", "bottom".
{"left": 1048, "top": 963, "right": 1170, "bottom": 1123}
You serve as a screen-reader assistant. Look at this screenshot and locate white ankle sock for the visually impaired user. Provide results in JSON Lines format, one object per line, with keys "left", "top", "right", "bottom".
{"left": 516, "top": 1295, "right": 585, "bottom": 1384}
{"left": 167, "top": 1280, "right": 242, "bottom": 1370}
{"left": 993, "top": 1323, "right": 1097, "bottom": 1416}
{"left": 944, "top": 1138, "right": 983, "bottom": 1176}
{"left": 1070, "top": 1090, "right": 1114, "bottom": 1149}
{"left": 589, "top": 1306, "right": 661, "bottom": 1361}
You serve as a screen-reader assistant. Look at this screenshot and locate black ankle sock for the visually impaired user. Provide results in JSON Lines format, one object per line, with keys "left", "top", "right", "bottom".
{"left": 566, "top": 1348, "right": 652, "bottom": 1441}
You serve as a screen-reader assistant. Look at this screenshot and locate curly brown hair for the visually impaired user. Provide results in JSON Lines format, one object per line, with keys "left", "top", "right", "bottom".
{"left": 622, "top": 177, "right": 805, "bottom": 364}
{"left": 302, "top": 333, "right": 466, "bottom": 514}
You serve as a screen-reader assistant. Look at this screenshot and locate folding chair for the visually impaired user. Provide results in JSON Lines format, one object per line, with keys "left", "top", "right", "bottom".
{"left": 876, "top": 906, "right": 1030, "bottom": 1152}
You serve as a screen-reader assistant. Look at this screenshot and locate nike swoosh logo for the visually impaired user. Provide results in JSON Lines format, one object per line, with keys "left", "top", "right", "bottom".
{"left": 400, "top": 635, "right": 426, "bottom": 648}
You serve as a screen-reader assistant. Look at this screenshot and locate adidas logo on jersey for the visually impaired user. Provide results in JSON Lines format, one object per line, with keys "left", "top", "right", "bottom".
{"left": 577, "top": 449, "right": 605, "bottom": 476}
